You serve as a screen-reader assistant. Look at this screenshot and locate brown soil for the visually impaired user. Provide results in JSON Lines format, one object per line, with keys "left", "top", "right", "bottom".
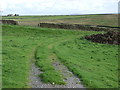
{"left": 85, "top": 31, "right": 120, "bottom": 45}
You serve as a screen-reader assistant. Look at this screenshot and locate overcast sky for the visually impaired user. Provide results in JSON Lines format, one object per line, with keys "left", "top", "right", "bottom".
{"left": 0, "top": 0, "right": 119, "bottom": 15}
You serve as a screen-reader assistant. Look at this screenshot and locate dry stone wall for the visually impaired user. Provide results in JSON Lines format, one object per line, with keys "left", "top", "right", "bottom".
{"left": 38, "top": 23, "right": 120, "bottom": 31}
{"left": 0, "top": 20, "right": 18, "bottom": 25}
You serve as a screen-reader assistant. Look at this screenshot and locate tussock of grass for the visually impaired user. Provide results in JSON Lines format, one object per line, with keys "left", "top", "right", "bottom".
{"left": 39, "top": 70, "right": 66, "bottom": 85}
{"left": 35, "top": 46, "right": 65, "bottom": 84}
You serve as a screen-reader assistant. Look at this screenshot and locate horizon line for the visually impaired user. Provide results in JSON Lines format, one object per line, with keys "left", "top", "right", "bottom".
{"left": 1, "top": 13, "right": 118, "bottom": 16}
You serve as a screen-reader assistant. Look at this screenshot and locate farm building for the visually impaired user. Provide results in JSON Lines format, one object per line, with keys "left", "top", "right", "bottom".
{"left": 7, "top": 14, "right": 19, "bottom": 16}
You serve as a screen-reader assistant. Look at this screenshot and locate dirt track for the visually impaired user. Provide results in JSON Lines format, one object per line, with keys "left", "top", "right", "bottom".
{"left": 28, "top": 42, "right": 85, "bottom": 88}
{"left": 29, "top": 57, "right": 84, "bottom": 88}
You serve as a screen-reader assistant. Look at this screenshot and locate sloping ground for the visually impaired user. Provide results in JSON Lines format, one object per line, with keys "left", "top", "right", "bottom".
{"left": 3, "top": 25, "right": 118, "bottom": 88}
{"left": 85, "top": 31, "right": 120, "bottom": 45}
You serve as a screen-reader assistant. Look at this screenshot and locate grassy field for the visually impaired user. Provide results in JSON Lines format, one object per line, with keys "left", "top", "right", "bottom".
{"left": 2, "top": 24, "right": 118, "bottom": 88}
{"left": 2, "top": 14, "right": 118, "bottom": 27}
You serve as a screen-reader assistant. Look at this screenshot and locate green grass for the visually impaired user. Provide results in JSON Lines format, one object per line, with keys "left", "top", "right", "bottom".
{"left": 54, "top": 38, "right": 118, "bottom": 88}
{"left": 35, "top": 45, "right": 65, "bottom": 84}
{"left": 2, "top": 24, "right": 118, "bottom": 88}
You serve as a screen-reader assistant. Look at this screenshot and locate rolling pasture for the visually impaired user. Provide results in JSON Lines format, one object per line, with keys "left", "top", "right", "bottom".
{"left": 2, "top": 14, "right": 118, "bottom": 27}
{"left": 2, "top": 14, "right": 118, "bottom": 88}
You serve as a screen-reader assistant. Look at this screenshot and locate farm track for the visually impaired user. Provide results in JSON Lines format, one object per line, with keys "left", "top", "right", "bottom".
{"left": 29, "top": 36, "right": 85, "bottom": 88}
{"left": 50, "top": 53, "right": 84, "bottom": 88}
{"left": 28, "top": 46, "right": 59, "bottom": 88}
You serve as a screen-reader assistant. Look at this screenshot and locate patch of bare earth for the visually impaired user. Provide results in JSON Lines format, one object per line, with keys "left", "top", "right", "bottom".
{"left": 85, "top": 31, "right": 120, "bottom": 45}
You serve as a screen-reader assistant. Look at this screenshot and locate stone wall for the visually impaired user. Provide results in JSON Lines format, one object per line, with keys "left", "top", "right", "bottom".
{"left": 0, "top": 20, "right": 18, "bottom": 25}
{"left": 38, "top": 23, "right": 120, "bottom": 31}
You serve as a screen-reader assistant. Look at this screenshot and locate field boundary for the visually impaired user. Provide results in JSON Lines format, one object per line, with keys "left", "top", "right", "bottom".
{"left": 0, "top": 20, "right": 18, "bottom": 25}
{"left": 38, "top": 23, "right": 119, "bottom": 31}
